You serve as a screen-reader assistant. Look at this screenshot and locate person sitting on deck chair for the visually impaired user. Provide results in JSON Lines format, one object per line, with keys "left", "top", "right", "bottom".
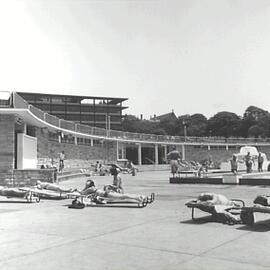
{"left": 196, "top": 193, "right": 242, "bottom": 224}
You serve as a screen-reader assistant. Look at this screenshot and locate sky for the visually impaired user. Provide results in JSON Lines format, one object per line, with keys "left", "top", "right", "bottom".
{"left": 0, "top": 0, "right": 270, "bottom": 119}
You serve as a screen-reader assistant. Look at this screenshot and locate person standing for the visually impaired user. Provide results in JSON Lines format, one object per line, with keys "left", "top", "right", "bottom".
{"left": 244, "top": 152, "right": 253, "bottom": 173}
{"left": 95, "top": 161, "right": 102, "bottom": 173}
{"left": 126, "top": 160, "right": 137, "bottom": 176}
{"left": 167, "top": 147, "right": 181, "bottom": 177}
{"left": 230, "top": 155, "right": 238, "bottom": 175}
{"left": 59, "top": 151, "right": 65, "bottom": 173}
{"left": 258, "top": 152, "right": 264, "bottom": 172}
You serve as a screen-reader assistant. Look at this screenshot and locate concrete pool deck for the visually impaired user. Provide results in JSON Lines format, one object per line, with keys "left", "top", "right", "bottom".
{"left": 0, "top": 171, "right": 270, "bottom": 270}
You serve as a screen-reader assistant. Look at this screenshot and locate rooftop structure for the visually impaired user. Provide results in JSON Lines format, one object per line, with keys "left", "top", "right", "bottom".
{"left": 150, "top": 111, "right": 178, "bottom": 122}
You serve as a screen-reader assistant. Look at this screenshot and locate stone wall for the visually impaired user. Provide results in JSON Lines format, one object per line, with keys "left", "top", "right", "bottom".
{"left": 0, "top": 169, "right": 56, "bottom": 187}
{"left": 0, "top": 114, "right": 15, "bottom": 170}
{"left": 0, "top": 114, "right": 15, "bottom": 185}
{"left": 13, "top": 169, "right": 56, "bottom": 187}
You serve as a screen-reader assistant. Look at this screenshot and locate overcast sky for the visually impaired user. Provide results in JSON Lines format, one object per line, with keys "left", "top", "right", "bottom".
{"left": 0, "top": 0, "right": 270, "bottom": 119}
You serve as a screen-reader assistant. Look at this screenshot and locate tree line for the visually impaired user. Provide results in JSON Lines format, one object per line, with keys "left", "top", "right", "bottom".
{"left": 121, "top": 106, "right": 270, "bottom": 138}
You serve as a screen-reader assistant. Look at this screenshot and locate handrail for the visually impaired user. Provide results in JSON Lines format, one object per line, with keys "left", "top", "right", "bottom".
{"left": 2, "top": 91, "right": 270, "bottom": 145}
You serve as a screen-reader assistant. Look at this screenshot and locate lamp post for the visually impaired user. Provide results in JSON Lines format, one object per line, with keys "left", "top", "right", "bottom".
{"left": 183, "top": 120, "right": 187, "bottom": 142}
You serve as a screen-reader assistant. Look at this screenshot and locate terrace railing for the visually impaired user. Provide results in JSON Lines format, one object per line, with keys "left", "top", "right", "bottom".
{"left": 13, "top": 92, "right": 29, "bottom": 109}
{"left": 60, "top": 119, "right": 76, "bottom": 131}
{"left": 45, "top": 113, "right": 60, "bottom": 127}
{"left": 29, "top": 105, "right": 46, "bottom": 120}
{"left": 1, "top": 91, "right": 270, "bottom": 145}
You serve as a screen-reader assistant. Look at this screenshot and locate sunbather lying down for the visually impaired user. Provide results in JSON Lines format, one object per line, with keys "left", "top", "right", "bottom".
{"left": 70, "top": 179, "right": 154, "bottom": 206}
{"left": 187, "top": 193, "right": 243, "bottom": 224}
{"left": 0, "top": 186, "right": 41, "bottom": 202}
{"left": 36, "top": 180, "right": 74, "bottom": 193}
{"left": 0, "top": 186, "right": 28, "bottom": 198}
{"left": 253, "top": 195, "right": 270, "bottom": 206}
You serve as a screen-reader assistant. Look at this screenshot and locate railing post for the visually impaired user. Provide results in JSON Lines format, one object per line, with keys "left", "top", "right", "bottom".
{"left": 74, "top": 124, "right": 78, "bottom": 145}
{"left": 182, "top": 144, "right": 185, "bottom": 160}
{"left": 164, "top": 145, "right": 168, "bottom": 163}
{"left": 155, "top": 144, "right": 159, "bottom": 165}
{"left": 138, "top": 143, "right": 142, "bottom": 165}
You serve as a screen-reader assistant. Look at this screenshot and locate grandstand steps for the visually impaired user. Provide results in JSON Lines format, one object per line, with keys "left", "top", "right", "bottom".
{"left": 57, "top": 169, "right": 89, "bottom": 182}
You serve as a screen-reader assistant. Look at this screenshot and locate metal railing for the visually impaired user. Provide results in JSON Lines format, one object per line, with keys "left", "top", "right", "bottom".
{"left": 2, "top": 91, "right": 270, "bottom": 145}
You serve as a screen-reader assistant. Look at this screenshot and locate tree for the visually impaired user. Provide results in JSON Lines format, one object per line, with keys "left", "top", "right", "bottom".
{"left": 188, "top": 114, "right": 208, "bottom": 136}
{"left": 242, "top": 106, "right": 270, "bottom": 137}
{"left": 207, "top": 111, "right": 241, "bottom": 137}
{"left": 248, "top": 125, "right": 265, "bottom": 138}
{"left": 174, "top": 115, "right": 191, "bottom": 136}
{"left": 122, "top": 115, "right": 141, "bottom": 132}
{"left": 157, "top": 119, "right": 176, "bottom": 135}
{"left": 122, "top": 114, "right": 167, "bottom": 135}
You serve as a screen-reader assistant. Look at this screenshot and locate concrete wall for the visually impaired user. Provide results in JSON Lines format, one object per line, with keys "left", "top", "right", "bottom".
{"left": 183, "top": 145, "right": 270, "bottom": 167}
{"left": 137, "top": 164, "right": 170, "bottom": 172}
{"left": 35, "top": 128, "right": 118, "bottom": 168}
{"left": 184, "top": 145, "right": 240, "bottom": 164}
{"left": 34, "top": 128, "right": 270, "bottom": 170}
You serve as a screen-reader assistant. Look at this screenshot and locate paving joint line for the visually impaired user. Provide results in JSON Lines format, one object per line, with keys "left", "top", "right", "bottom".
{"left": 0, "top": 215, "right": 176, "bottom": 264}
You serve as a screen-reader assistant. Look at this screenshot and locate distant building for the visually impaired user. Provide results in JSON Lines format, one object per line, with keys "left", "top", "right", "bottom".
{"left": 151, "top": 110, "right": 178, "bottom": 122}
{"left": 17, "top": 92, "right": 128, "bottom": 129}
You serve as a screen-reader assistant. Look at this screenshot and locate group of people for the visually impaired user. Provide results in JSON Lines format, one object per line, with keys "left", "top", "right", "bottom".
{"left": 60, "top": 164, "right": 150, "bottom": 206}
{"left": 167, "top": 146, "right": 266, "bottom": 177}
{"left": 167, "top": 147, "right": 211, "bottom": 178}
{"left": 0, "top": 163, "right": 151, "bottom": 207}
{"left": 230, "top": 151, "right": 264, "bottom": 174}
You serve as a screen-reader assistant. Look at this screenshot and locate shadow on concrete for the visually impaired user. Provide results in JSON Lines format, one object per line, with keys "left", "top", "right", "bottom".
{"left": 64, "top": 204, "right": 145, "bottom": 209}
{"left": 237, "top": 220, "right": 270, "bottom": 232}
{"left": 180, "top": 216, "right": 214, "bottom": 224}
{"left": 0, "top": 200, "right": 30, "bottom": 204}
